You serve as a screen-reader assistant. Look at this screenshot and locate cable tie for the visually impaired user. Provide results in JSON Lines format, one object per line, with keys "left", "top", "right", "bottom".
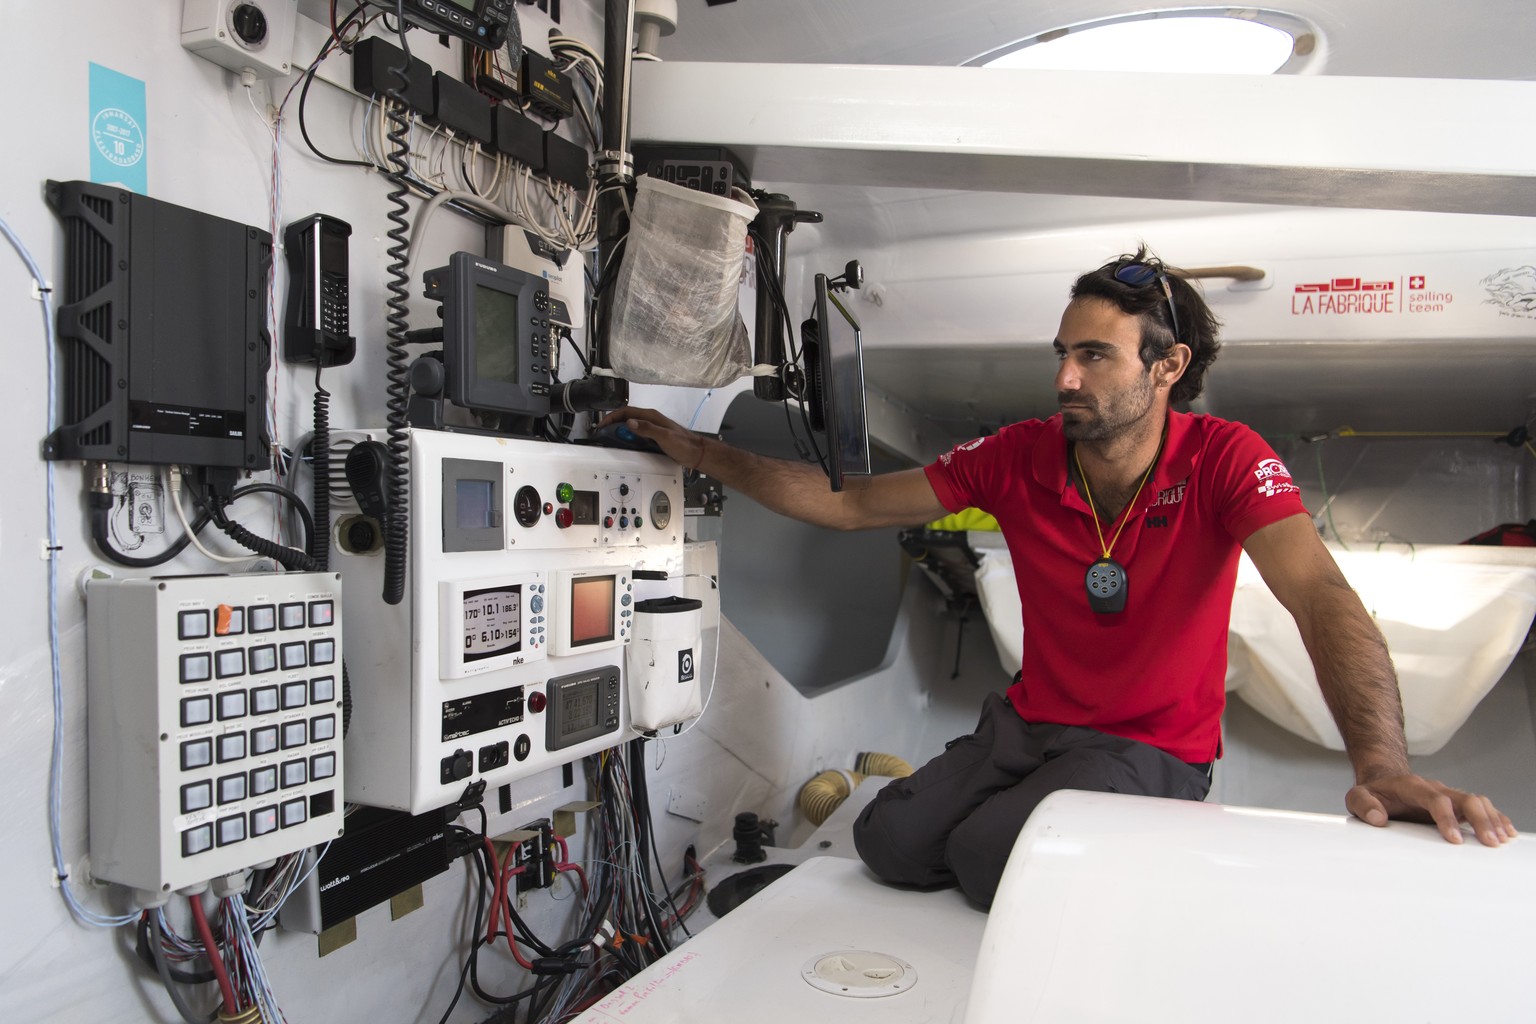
{"left": 30, "top": 281, "right": 53, "bottom": 300}
{"left": 748, "top": 363, "right": 779, "bottom": 377}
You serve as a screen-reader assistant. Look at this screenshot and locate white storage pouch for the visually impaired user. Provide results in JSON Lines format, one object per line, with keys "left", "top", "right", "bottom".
{"left": 626, "top": 596, "right": 705, "bottom": 731}
{"left": 608, "top": 175, "right": 757, "bottom": 388}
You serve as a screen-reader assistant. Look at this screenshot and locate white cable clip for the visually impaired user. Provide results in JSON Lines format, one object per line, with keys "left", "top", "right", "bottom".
{"left": 748, "top": 363, "right": 779, "bottom": 377}
{"left": 31, "top": 280, "right": 53, "bottom": 301}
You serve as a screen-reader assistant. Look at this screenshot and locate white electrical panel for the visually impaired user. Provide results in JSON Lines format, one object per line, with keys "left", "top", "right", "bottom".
{"left": 181, "top": 1, "right": 298, "bottom": 79}
{"left": 87, "top": 573, "right": 346, "bottom": 894}
{"left": 329, "top": 429, "right": 685, "bottom": 814}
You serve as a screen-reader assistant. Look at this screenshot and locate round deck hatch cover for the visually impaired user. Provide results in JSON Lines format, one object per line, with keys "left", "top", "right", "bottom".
{"left": 801, "top": 950, "right": 916, "bottom": 998}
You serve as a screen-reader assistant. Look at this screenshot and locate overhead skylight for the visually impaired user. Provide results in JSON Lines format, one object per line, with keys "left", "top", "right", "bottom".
{"left": 971, "top": 9, "right": 1317, "bottom": 75}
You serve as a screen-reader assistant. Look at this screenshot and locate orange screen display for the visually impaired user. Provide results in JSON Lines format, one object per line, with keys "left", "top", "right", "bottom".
{"left": 570, "top": 576, "right": 616, "bottom": 646}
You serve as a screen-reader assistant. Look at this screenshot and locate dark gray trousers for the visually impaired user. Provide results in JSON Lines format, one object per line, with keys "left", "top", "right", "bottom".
{"left": 852, "top": 693, "right": 1213, "bottom": 907}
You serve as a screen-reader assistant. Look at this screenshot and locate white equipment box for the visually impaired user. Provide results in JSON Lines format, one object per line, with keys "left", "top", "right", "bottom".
{"left": 86, "top": 572, "right": 346, "bottom": 894}
{"left": 330, "top": 429, "right": 685, "bottom": 813}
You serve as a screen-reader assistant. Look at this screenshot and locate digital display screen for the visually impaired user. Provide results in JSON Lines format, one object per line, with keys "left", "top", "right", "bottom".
{"left": 558, "top": 677, "right": 600, "bottom": 738}
{"left": 474, "top": 284, "right": 519, "bottom": 385}
{"left": 569, "top": 576, "right": 616, "bottom": 647}
{"left": 456, "top": 478, "right": 496, "bottom": 530}
{"left": 320, "top": 228, "right": 346, "bottom": 272}
{"left": 824, "top": 286, "right": 872, "bottom": 479}
{"left": 444, "top": 0, "right": 476, "bottom": 12}
{"left": 462, "top": 585, "right": 521, "bottom": 662}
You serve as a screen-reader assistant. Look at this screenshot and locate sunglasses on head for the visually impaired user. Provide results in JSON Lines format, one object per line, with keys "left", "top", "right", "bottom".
{"left": 1113, "top": 262, "right": 1183, "bottom": 350}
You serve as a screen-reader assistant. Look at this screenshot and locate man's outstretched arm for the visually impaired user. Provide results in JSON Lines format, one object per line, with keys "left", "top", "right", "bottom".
{"left": 1242, "top": 513, "right": 1515, "bottom": 846}
{"left": 600, "top": 406, "right": 948, "bottom": 531}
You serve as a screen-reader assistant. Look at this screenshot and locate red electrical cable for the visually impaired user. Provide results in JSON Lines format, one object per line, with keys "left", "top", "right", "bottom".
{"left": 483, "top": 837, "right": 504, "bottom": 945}
{"left": 503, "top": 925, "right": 535, "bottom": 970}
{"left": 187, "top": 894, "right": 239, "bottom": 1015}
{"left": 480, "top": 838, "right": 534, "bottom": 968}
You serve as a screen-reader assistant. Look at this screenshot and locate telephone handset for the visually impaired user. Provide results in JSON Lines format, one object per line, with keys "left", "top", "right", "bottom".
{"left": 283, "top": 214, "right": 356, "bottom": 366}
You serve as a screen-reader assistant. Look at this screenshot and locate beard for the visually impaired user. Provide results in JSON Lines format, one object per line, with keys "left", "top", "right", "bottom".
{"left": 1058, "top": 373, "right": 1157, "bottom": 442}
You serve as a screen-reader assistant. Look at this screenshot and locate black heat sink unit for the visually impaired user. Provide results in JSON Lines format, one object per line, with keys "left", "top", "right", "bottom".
{"left": 279, "top": 805, "right": 451, "bottom": 934}
{"left": 632, "top": 144, "right": 751, "bottom": 197}
{"left": 43, "top": 179, "right": 272, "bottom": 471}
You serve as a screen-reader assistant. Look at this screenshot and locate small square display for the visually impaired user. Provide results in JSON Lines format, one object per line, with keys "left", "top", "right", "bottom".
{"left": 569, "top": 576, "right": 616, "bottom": 647}
{"left": 456, "top": 479, "right": 496, "bottom": 530}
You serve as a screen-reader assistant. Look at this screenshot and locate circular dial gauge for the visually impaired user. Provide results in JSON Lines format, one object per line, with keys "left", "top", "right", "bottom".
{"left": 513, "top": 485, "right": 542, "bottom": 527}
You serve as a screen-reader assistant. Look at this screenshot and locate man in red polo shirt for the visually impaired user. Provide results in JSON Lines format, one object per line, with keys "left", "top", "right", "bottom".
{"left": 602, "top": 248, "right": 1515, "bottom": 906}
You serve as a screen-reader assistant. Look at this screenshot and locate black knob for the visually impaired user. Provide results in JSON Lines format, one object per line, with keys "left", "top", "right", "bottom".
{"left": 409, "top": 352, "right": 446, "bottom": 397}
{"left": 231, "top": 4, "right": 268, "bottom": 46}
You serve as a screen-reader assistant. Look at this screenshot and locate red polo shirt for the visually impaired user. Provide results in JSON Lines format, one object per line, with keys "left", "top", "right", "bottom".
{"left": 924, "top": 411, "right": 1307, "bottom": 763}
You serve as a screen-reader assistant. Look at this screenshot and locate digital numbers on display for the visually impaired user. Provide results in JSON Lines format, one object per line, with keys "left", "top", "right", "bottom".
{"left": 556, "top": 681, "right": 595, "bottom": 736}
{"left": 463, "top": 586, "right": 521, "bottom": 662}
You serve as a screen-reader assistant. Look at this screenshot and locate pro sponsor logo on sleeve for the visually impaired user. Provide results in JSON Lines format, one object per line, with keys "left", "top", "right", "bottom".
{"left": 1253, "top": 458, "right": 1300, "bottom": 498}
{"left": 939, "top": 436, "right": 988, "bottom": 467}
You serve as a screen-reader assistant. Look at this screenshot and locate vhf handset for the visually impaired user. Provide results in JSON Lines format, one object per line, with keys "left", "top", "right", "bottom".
{"left": 283, "top": 214, "right": 356, "bottom": 366}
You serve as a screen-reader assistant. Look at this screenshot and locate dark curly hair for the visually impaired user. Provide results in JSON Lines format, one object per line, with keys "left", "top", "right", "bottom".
{"left": 1069, "top": 246, "right": 1221, "bottom": 404}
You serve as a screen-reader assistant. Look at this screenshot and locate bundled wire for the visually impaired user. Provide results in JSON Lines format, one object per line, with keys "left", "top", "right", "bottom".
{"left": 659, "top": 847, "right": 705, "bottom": 933}
{"left": 188, "top": 895, "right": 238, "bottom": 1017}
{"left": 4, "top": 214, "right": 139, "bottom": 929}
{"left": 435, "top": 764, "right": 706, "bottom": 1023}
{"left": 429, "top": 742, "right": 707, "bottom": 1021}
{"left": 549, "top": 34, "right": 604, "bottom": 150}
{"left": 146, "top": 910, "right": 217, "bottom": 1024}
{"left": 223, "top": 894, "right": 287, "bottom": 1023}
{"left": 584, "top": 745, "right": 700, "bottom": 977}
{"left": 139, "top": 849, "right": 327, "bottom": 1023}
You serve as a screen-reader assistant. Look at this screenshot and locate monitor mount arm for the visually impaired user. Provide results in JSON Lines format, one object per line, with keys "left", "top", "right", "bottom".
{"left": 752, "top": 194, "right": 823, "bottom": 402}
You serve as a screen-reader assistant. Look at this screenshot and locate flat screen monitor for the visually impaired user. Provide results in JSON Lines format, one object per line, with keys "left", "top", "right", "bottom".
{"left": 434, "top": 251, "right": 553, "bottom": 418}
{"left": 802, "top": 273, "right": 872, "bottom": 492}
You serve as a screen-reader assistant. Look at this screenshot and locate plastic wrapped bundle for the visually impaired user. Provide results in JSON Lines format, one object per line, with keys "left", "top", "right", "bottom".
{"left": 608, "top": 175, "right": 757, "bottom": 387}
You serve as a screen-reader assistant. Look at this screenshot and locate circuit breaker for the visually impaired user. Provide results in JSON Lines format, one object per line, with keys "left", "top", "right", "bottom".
{"left": 86, "top": 573, "right": 345, "bottom": 894}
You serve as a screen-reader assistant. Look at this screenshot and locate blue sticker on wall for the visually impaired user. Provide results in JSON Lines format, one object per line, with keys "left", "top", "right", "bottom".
{"left": 89, "top": 63, "right": 147, "bottom": 193}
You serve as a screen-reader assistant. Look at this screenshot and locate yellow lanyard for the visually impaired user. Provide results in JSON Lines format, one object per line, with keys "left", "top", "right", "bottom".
{"left": 1073, "top": 433, "right": 1164, "bottom": 560}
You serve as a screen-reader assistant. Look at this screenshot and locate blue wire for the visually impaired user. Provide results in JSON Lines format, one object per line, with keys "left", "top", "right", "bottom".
{"left": 229, "top": 894, "right": 285, "bottom": 1020}
{"left": 686, "top": 389, "right": 714, "bottom": 431}
{"left": 1, "top": 215, "right": 137, "bottom": 929}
